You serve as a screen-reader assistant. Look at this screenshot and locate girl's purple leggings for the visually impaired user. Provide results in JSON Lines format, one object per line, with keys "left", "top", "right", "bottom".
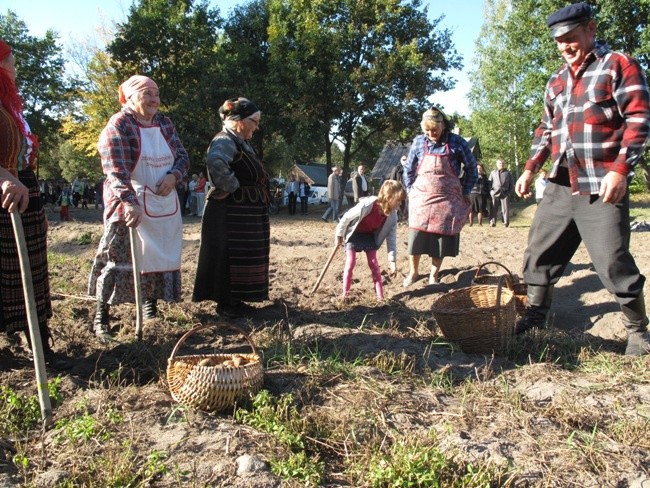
{"left": 342, "top": 248, "right": 384, "bottom": 299}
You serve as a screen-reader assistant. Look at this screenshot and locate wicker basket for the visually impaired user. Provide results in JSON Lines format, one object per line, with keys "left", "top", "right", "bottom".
{"left": 432, "top": 277, "right": 516, "bottom": 355}
{"left": 472, "top": 261, "right": 527, "bottom": 316}
{"left": 167, "top": 324, "right": 263, "bottom": 413}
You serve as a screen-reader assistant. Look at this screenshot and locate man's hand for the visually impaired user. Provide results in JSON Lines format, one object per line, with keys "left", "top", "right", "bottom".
{"left": 599, "top": 171, "right": 628, "bottom": 204}
{"left": 124, "top": 203, "right": 143, "bottom": 227}
{"left": 1, "top": 177, "right": 29, "bottom": 213}
{"left": 515, "top": 170, "right": 535, "bottom": 199}
{"left": 156, "top": 173, "right": 177, "bottom": 197}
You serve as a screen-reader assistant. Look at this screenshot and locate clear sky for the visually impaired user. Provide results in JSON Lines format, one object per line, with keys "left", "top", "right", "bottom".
{"left": 3, "top": 0, "right": 484, "bottom": 115}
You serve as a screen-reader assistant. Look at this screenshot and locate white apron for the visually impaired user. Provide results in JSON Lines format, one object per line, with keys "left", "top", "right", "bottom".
{"left": 131, "top": 127, "right": 182, "bottom": 273}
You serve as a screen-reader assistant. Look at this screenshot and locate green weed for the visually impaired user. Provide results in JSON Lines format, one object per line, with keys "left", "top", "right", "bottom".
{"left": 360, "top": 434, "right": 499, "bottom": 488}
{"left": 0, "top": 377, "right": 62, "bottom": 435}
{"left": 271, "top": 451, "right": 323, "bottom": 487}
{"left": 236, "top": 390, "right": 324, "bottom": 485}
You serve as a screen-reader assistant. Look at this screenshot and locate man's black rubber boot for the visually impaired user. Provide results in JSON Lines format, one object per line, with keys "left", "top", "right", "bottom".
{"left": 621, "top": 294, "right": 650, "bottom": 356}
{"left": 515, "top": 284, "right": 553, "bottom": 334}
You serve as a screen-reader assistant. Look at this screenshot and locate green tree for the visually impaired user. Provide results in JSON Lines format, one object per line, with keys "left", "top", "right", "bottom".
{"left": 107, "top": 0, "right": 224, "bottom": 171}
{"left": 469, "top": 0, "right": 650, "bottom": 189}
{"left": 0, "top": 10, "right": 76, "bottom": 178}
{"left": 265, "top": 0, "right": 462, "bottom": 179}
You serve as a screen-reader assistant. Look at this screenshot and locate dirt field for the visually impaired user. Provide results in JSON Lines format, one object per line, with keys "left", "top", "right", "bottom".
{"left": 0, "top": 198, "right": 649, "bottom": 487}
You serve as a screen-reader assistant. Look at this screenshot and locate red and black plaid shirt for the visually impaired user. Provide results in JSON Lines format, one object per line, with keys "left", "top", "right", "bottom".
{"left": 525, "top": 41, "right": 650, "bottom": 195}
{"left": 97, "top": 109, "right": 189, "bottom": 223}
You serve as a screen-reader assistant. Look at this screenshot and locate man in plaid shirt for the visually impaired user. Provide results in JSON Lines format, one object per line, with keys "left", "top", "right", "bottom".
{"left": 514, "top": 2, "right": 650, "bottom": 355}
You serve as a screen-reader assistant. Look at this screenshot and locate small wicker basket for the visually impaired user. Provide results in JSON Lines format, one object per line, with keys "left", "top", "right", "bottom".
{"left": 432, "top": 277, "right": 516, "bottom": 355}
{"left": 167, "top": 324, "right": 263, "bottom": 413}
{"left": 472, "top": 261, "right": 527, "bottom": 315}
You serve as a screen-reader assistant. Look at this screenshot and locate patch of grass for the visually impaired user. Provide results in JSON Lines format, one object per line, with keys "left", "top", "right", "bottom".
{"left": 76, "top": 231, "right": 95, "bottom": 245}
{"left": 509, "top": 327, "right": 589, "bottom": 367}
{"left": 235, "top": 390, "right": 324, "bottom": 485}
{"left": 47, "top": 251, "right": 92, "bottom": 295}
{"left": 352, "top": 432, "right": 504, "bottom": 488}
{"left": 0, "top": 377, "right": 62, "bottom": 435}
{"left": 271, "top": 451, "right": 323, "bottom": 487}
{"left": 367, "top": 350, "right": 416, "bottom": 376}
{"left": 236, "top": 390, "right": 305, "bottom": 450}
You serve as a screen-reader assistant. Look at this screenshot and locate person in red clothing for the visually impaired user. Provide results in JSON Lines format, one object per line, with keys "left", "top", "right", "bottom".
{"left": 0, "top": 39, "right": 68, "bottom": 367}
{"left": 334, "top": 180, "right": 406, "bottom": 302}
{"left": 195, "top": 170, "right": 207, "bottom": 217}
{"left": 514, "top": 3, "right": 650, "bottom": 355}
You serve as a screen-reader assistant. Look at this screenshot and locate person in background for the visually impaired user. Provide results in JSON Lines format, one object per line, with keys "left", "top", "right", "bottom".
{"left": 193, "top": 97, "right": 270, "bottom": 317}
{"left": 71, "top": 176, "right": 82, "bottom": 207}
{"left": 321, "top": 165, "right": 342, "bottom": 223}
{"left": 402, "top": 107, "right": 477, "bottom": 286}
{"left": 488, "top": 159, "right": 514, "bottom": 227}
{"left": 195, "top": 170, "right": 207, "bottom": 217}
{"left": 534, "top": 168, "right": 548, "bottom": 205}
{"left": 468, "top": 162, "right": 489, "bottom": 226}
{"left": 298, "top": 177, "right": 310, "bottom": 215}
{"left": 335, "top": 180, "right": 406, "bottom": 302}
{"left": 175, "top": 175, "right": 186, "bottom": 214}
{"left": 514, "top": 2, "right": 650, "bottom": 356}
{"left": 187, "top": 173, "right": 198, "bottom": 216}
{"left": 344, "top": 171, "right": 356, "bottom": 208}
{"left": 94, "top": 176, "right": 105, "bottom": 211}
{"left": 352, "top": 164, "right": 370, "bottom": 202}
{"left": 88, "top": 75, "right": 189, "bottom": 342}
{"left": 0, "top": 39, "right": 66, "bottom": 367}
{"left": 57, "top": 183, "right": 72, "bottom": 221}
{"left": 285, "top": 174, "right": 299, "bottom": 215}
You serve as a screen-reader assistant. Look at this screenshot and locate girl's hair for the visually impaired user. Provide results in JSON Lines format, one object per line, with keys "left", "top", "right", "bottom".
{"left": 377, "top": 179, "right": 406, "bottom": 215}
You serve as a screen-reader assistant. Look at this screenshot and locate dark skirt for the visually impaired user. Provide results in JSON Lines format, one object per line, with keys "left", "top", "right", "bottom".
{"left": 193, "top": 198, "right": 270, "bottom": 304}
{"left": 0, "top": 169, "right": 52, "bottom": 334}
{"left": 345, "top": 232, "right": 378, "bottom": 252}
{"left": 407, "top": 229, "right": 459, "bottom": 258}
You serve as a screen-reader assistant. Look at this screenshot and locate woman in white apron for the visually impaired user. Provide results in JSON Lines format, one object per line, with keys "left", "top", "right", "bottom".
{"left": 402, "top": 108, "right": 477, "bottom": 286}
{"left": 88, "top": 76, "right": 189, "bottom": 342}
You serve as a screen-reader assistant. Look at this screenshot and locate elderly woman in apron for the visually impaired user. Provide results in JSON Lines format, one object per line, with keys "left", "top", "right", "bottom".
{"left": 402, "top": 108, "right": 477, "bottom": 286}
{"left": 88, "top": 75, "right": 189, "bottom": 342}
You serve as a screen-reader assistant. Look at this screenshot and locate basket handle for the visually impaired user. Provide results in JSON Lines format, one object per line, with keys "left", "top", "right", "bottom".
{"left": 495, "top": 275, "right": 505, "bottom": 319}
{"left": 169, "top": 322, "right": 258, "bottom": 362}
{"left": 473, "top": 261, "right": 515, "bottom": 287}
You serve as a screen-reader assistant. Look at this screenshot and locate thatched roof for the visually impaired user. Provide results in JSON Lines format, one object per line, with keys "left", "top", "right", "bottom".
{"left": 372, "top": 137, "right": 482, "bottom": 181}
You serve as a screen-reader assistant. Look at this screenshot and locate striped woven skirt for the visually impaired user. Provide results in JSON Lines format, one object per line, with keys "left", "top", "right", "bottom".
{"left": 0, "top": 169, "right": 52, "bottom": 334}
{"left": 193, "top": 198, "right": 270, "bottom": 304}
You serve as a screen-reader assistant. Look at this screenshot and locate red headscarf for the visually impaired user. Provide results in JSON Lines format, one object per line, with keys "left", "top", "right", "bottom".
{"left": 118, "top": 75, "right": 158, "bottom": 105}
{"left": 0, "top": 39, "right": 25, "bottom": 133}
{"left": 0, "top": 38, "right": 39, "bottom": 164}
{"left": 0, "top": 39, "right": 11, "bottom": 60}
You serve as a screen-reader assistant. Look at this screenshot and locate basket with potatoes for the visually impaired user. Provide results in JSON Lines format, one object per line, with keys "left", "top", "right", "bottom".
{"left": 166, "top": 323, "right": 263, "bottom": 413}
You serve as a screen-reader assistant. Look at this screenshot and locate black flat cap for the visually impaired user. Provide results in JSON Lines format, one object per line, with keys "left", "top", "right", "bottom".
{"left": 547, "top": 2, "right": 592, "bottom": 38}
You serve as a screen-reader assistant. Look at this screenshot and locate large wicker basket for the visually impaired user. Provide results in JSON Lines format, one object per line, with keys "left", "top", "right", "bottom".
{"left": 167, "top": 324, "right": 263, "bottom": 413}
{"left": 472, "top": 261, "right": 527, "bottom": 315}
{"left": 432, "top": 277, "right": 516, "bottom": 355}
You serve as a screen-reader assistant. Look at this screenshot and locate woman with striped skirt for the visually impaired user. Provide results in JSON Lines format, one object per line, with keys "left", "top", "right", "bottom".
{"left": 0, "top": 39, "right": 60, "bottom": 365}
{"left": 193, "top": 98, "right": 270, "bottom": 317}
